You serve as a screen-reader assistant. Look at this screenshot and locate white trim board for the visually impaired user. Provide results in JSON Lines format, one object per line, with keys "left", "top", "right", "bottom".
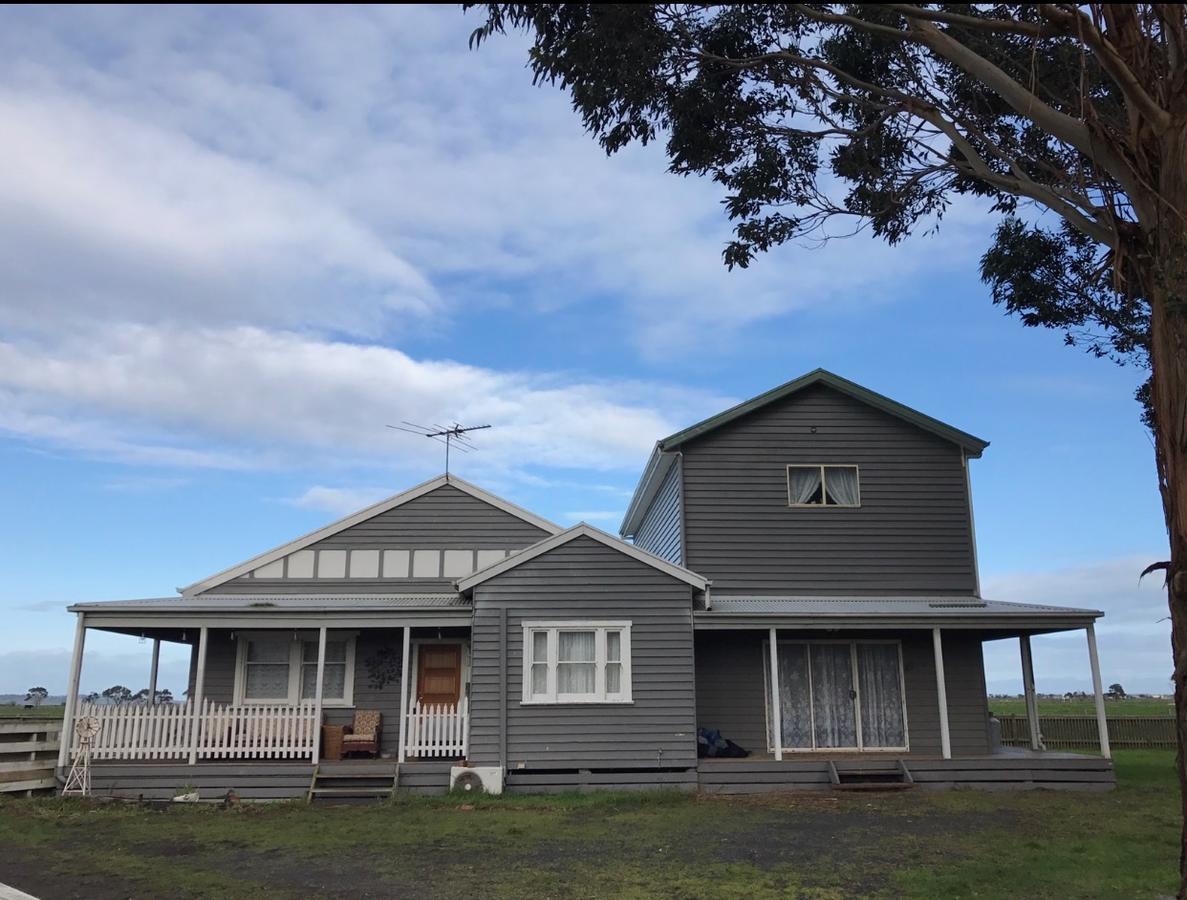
{"left": 180, "top": 474, "right": 561, "bottom": 596}
{"left": 455, "top": 522, "right": 710, "bottom": 592}
{"left": 521, "top": 620, "right": 633, "bottom": 705}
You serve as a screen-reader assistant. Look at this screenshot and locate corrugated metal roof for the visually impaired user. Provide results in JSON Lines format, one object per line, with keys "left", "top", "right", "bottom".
{"left": 70, "top": 594, "right": 469, "bottom": 612}
{"left": 704, "top": 595, "right": 1101, "bottom": 617}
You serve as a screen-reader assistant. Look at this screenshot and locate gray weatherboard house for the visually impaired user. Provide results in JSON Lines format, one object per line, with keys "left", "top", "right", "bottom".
{"left": 59, "top": 370, "right": 1114, "bottom": 798}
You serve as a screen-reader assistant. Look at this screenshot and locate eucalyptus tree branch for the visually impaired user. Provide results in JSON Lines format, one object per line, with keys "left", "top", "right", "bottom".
{"left": 912, "top": 102, "right": 1119, "bottom": 248}
{"left": 1037, "top": 3, "right": 1172, "bottom": 132}
{"left": 788, "top": 4, "right": 917, "bottom": 43}
{"left": 885, "top": 4, "right": 1059, "bottom": 39}
{"left": 905, "top": 16, "right": 1147, "bottom": 210}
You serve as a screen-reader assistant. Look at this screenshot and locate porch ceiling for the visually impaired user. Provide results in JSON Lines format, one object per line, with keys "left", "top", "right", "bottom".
{"left": 694, "top": 594, "right": 1100, "bottom": 634}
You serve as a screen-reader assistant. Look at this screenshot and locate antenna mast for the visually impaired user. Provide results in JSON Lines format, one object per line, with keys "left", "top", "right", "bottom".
{"left": 386, "top": 421, "right": 492, "bottom": 474}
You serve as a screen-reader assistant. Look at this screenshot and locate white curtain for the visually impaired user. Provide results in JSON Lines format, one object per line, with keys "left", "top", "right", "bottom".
{"left": 529, "top": 631, "right": 549, "bottom": 698}
{"left": 605, "top": 632, "right": 622, "bottom": 694}
{"left": 244, "top": 638, "right": 290, "bottom": 699}
{"left": 776, "top": 643, "right": 814, "bottom": 748}
{"left": 810, "top": 644, "right": 858, "bottom": 748}
{"left": 788, "top": 466, "right": 823, "bottom": 504}
{"left": 558, "top": 631, "right": 596, "bottom": 694}
{"left": 857, "top": 643, "right": 905, "bottom": 747}
{"left": 299, "top": 640, "right": 348, "bottom": 701}
{"left": 825, "top": 466, "right": 860, "bottom": 506}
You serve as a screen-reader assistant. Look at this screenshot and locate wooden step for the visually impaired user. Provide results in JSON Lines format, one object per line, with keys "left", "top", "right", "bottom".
{"left": 309, "top": 787, "right": 392, "bottom": 796}
{"left": 314, "top": 773, "right": 397, "bottom": 782}
{"left": 828, "top": 758, "right": 914, "bottom": 790}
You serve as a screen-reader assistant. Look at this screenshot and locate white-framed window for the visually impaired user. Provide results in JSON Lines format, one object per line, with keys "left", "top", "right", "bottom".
{"left": 786, "top": 464, "right": 861, "bottom": 507}
{"left": 233, "top": 632, "right": 356, "bottom": 706}
{"left": 521, "top": 621, "right": 632, "bottom": 704}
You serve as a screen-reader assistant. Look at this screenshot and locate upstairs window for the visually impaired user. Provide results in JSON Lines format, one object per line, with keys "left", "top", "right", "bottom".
{"left": 787, "top": 465, "right": 860, "bottom": 507}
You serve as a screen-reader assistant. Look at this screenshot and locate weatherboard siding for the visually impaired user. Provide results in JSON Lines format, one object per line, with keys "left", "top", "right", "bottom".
{"left": 468, "top": 536, "right": 698, "bottom": 770}
{"left": 694, "top": 630, "right": 990, "bottom": 757}
{"left": 680, "top": 383, "right": 978, "bottom": 595}
{"left": 632, "top": 456, "right": 683, "bottom": 564}
{"left": 204, "top": 484, "right": 551, "bottom": 595}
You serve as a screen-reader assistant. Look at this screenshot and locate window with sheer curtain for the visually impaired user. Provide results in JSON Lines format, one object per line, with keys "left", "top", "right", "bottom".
{"left": 522, "top": 622, "right": 632, "bottom": 703}
{"left": 787, "top": 465, "right": 861, "bottom": 507}
{"left": 236, "top": 634, "right": 355, "bottom": 706}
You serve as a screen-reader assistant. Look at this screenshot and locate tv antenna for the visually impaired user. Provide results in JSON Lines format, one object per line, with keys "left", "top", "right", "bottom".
{"left": 387, "top": 421, "right": 491, "bottom": 474}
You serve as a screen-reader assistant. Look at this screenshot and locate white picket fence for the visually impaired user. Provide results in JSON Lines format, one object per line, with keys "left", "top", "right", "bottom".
{"left": 193, "top": 699, "right": 318, "bottom": 760}
{"left": 73, "top": 700, "right": 318, "bottom": 761}
{"left": 404, "top": 699, "right": 469, "bottom": 758}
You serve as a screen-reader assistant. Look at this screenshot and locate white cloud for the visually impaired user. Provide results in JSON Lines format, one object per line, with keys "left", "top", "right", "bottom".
{"left": 0, "top": 324, "right": 729, "bottom": 475}
{"left": 0, "top": 6, "right": 992, "bottom": 359}
{"left": 0, "top": 82, "right": 437, "bottom": 335}
{"left": 982, "top": 555, "right": 1171, "bottom": 695}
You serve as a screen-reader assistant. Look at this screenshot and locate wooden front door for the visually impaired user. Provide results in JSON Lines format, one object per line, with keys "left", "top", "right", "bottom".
{"left": 416, "top": 643, "right": 462, "bottom": 706}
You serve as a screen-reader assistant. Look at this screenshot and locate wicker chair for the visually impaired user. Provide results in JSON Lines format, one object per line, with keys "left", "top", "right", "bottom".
{"left": 341, "top": 710, "right": 382, "bottom": 758}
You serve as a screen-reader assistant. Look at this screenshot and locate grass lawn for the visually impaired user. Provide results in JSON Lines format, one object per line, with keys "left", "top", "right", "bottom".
{"left": 0, "top": 751, "right": 1176, "bottom": 899}
{"left": 0, "top": 705, "right": 65, "bottom": 718}
{"left": 988, "top": 698, "right": 1173, "bottom": 717}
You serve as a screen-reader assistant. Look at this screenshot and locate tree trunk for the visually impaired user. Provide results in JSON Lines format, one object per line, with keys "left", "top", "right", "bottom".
{"left": 1144, "top": 194, "right": 1187, "bottom": 896}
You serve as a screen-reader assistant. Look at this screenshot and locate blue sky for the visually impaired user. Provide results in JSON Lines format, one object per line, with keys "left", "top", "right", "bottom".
{"left": 0, "top": 6, "right": 1170, "bottom": 698}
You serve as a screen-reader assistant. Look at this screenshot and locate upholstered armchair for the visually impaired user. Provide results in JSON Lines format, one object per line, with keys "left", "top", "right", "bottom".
{"left": 341, "top": 710, "right": 382, "bottom": 758}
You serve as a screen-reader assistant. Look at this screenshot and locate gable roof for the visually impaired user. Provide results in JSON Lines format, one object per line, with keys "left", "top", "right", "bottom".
{"left": 621, "top": 368, "right": 989, "bottom": 538}
{"left": 455, "top": 522, "right": 710, "bottom": 593}
{"left": 180, "top": 474, "right": 562, "bottom": 597}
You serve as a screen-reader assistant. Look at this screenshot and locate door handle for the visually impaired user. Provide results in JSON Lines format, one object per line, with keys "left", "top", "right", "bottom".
{"left": 849, "top": 689, "right": 857, "bottom": 700}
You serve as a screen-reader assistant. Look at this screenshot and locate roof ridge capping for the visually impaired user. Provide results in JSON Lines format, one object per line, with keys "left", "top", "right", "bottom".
{"left": 621, "top": 368, "right": 990, "bottom": 537}
{"left": 179, "top": 473, "right": 562, "bottom": 597}
{"left": 456, "top": 522, "right": 710, "bottom": 592}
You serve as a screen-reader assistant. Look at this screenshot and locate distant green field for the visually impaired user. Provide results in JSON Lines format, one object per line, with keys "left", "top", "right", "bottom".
{"left": 988, "top": 697, "right": 1172, "bottom": 717}
{"left": 0, "top": 706, "right": 64, "bottom": 719}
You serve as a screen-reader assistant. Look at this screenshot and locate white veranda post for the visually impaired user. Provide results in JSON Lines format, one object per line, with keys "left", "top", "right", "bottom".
{"left": 768, "top": 627, "right": 782, "bottom": 761}
{"left": 397, "top": 625, "right": 412, "bottom": 763}
{"left": 188, "top": 626, "right": 209, "bottom": 765}
{"left": 932, "top": 627, "right": 952, "bottom": 760}
{"left": 313, "top": 626, "right": 327, "bottom": 765}
{"left": 1086, "top": 623, "right": 1112, "bottom": 760}
{"left": 57, "top": 613, "right": 88, "bottom": 769}
{"left": 1019, "top": 634, "right": 1042, "bottom": 751}
{"left": 148, "top": 638, "right": 161, "bottom": 704}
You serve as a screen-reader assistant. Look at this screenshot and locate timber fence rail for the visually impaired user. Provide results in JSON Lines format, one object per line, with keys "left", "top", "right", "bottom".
{"left": 0, "top": 718, "right": 61, "bottom": 795}
{"left": 998, "top": 714, "right": 1174, "bottom": 750}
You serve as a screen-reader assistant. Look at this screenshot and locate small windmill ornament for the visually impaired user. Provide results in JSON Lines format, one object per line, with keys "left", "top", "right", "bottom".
{"left": 61, "top": 715, "right": 100, "bottom": 797}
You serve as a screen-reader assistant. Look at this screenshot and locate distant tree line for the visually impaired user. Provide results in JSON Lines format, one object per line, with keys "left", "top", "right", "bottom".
{"left": 79, "top": 686, "right": 176, "bottom": 706}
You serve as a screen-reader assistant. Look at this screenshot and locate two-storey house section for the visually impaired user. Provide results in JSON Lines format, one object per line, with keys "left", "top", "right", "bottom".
{"left": 622, "top": 370, "right": 1110, "bottom": 790}
{"left": 622, "top": 368, "right": 986, "bottom": 594}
